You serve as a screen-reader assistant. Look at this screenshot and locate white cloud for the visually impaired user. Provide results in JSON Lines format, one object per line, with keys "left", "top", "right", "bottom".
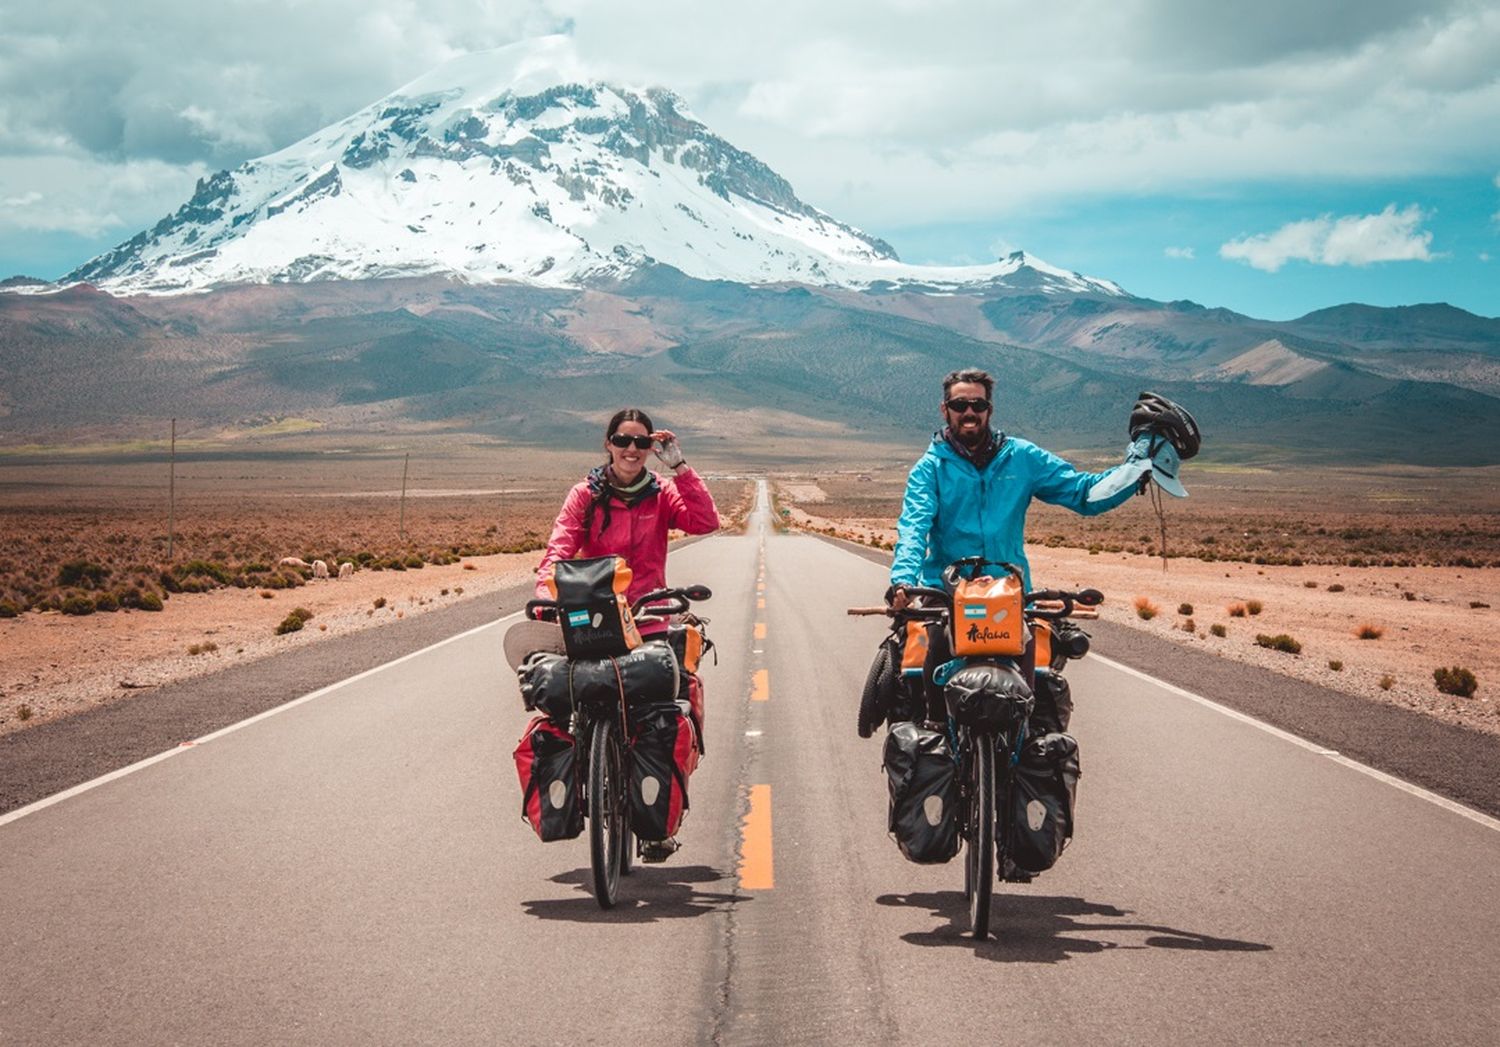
{"left": 1165, "top": 246, "right": 1195, "bottom": 259}
{"left": 1482, "top": 252, "right": 1492, "bottom": 262}
{"left": 1, "top": 1, "right": 1499, "bottom": 247}
{"left": 0, "top": 154, "right": 207, "bottom": 236}
{"left": 1219, "top": 204, "right": 1435, "bottom": 272}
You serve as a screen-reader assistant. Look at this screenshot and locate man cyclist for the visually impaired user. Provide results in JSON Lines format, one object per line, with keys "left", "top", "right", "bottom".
{"left": 888, "top": 368, "right": 1198, "bottom": 728}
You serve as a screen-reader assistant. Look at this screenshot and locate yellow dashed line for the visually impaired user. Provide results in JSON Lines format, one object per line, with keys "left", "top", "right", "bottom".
{"left": 754, "top": 622, "right": 766, "bottom": 640}
{"left": 751, "top": 668, "right": 769, "bottom": 702}
{"left": 739, "top": 785, "right": 774, "bottom": 890}
{"left": 757, "top": 597, "right": 765, "bottom": 609}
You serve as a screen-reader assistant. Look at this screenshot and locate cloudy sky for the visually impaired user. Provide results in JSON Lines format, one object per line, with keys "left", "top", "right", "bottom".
{"left": 2, "top": 0, "right": 1497, "bottom": 318}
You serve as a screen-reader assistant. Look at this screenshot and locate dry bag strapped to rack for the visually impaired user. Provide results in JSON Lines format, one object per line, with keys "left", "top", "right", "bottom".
{"left": 1007, "top": 732, "right": 1081, "bottom": 874}
{"left": 882, "top": 721, "right": 961, "bottom": 864}
{"left": 628, "top": 703, "right": 699, "bottom": 840}
{"left": 548, "top": 555, "right": 643, "bottom": 659}
{"left": 1031, "top": 670, "right": 1074, "bottom": 734}
{"left": 517, "top": 644, "right": 680, "bottom": 720}
{"left": 949, "top": 565, "right": 1029, "bottom": 658}
{"left": 943, "top": 662, "right": 1034, "bottom": 733}
{"left": 513, "top": 715, "right": 584, "bottom": 842}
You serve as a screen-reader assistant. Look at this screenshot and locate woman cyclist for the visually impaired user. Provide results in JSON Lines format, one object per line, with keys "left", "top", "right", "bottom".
{"left": 534, "top": 408, "right": 720, "bottom": 610}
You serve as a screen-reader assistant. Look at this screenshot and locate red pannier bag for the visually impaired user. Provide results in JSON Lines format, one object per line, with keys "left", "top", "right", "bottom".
{"left": 628, "top": 704, "right": 699, "bottom": 840}
{"left": 513, "top": 715, "right": 583, "bottom": 841}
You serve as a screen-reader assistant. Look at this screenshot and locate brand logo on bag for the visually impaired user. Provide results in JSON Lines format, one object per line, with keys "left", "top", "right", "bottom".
{"left": 566, "top": 610, "right": 590, "bottom": 627}
{"left": 922, "top": 795, "right": 944, "bottom": 827}
{"left": 966, "top": 623, "right": 1013, "bottom": 645}
{"left": 1027, "top": 799, "right": 1047, "bottom": 831}
{"left": 548, "top": 779, "right": 568, "bottom": 809}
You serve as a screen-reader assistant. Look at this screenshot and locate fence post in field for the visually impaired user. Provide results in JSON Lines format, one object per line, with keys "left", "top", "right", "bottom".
{"left": 399, "top": 452, "right": 410, "bottom": 540}
{"left": 167, "top": 418, "right": 176, "bottom": 561}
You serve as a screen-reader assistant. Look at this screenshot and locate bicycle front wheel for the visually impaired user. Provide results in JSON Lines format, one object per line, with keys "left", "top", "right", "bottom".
{"left": 588, "top": 716, "right": 627, "bottom": 909}
{"left": 966, "top": 733, "right": 995, "bottom": 940}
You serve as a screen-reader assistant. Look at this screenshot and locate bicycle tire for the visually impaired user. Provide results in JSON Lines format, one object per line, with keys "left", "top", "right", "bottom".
{"left": 620, "top": 825, "right": 635, "bottom": 877}
{"left": 858, "top": 644, "right": 894, "bottom": 738}
{"left": 588, "top": 717, "right": 626, "bottom": 909}
{"left": 967, "top": 733, "right": 995, "bottom": 940}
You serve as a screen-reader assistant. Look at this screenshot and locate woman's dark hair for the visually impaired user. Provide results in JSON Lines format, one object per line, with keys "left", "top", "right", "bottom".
{"left": 586, "top": 407, "right": 655, "bottom": 533}
{"left": 606, "top": 408, "right": 653, "bottom": 444}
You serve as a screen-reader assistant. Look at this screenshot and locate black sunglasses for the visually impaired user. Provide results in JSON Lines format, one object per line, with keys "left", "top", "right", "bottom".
{"left": 609, "top": 433, "right": 654, "bottom": 450}
{"left": 945, "top": 397, "right": 991, "bottom": 414}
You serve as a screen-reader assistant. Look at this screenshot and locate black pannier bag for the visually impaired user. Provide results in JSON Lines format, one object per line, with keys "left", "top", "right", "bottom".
{"left": 516, "top": 652, "right": 573, "bottom": 720}
{"left": 549, "top": 555, "right": 643, "bottom": 659}
{"left": 1007, "top": 732, "right": 1081, "bottom": 874}
{"left": 628, "top": 703, "right": 699, "bottom": 839}
{"left": 513, "top": 716, "right": 583, "bottom": 841}
{"left": 944, "top": 663, "right": 1034, "bottom": 733}
{"left": 882, "top": 721, "right": 961, "bottom": 864}
{"left": 1031, "top": 670, "right": 1074, "bottom": 734}
{"left": 570, "top": 644, "right": 679, "bottom": 708}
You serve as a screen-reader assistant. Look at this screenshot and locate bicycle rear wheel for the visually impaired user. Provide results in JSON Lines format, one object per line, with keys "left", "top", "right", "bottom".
{"left": 588, "top": 717, "right": 627, "bottom": 909}
{"left": 966, "top": 733, "right": 995, "bottom": 940}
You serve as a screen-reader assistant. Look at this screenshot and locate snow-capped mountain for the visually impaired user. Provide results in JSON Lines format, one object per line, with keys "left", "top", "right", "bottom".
{"left": 65, "top": 36, "right": 1122, "bottom": 298}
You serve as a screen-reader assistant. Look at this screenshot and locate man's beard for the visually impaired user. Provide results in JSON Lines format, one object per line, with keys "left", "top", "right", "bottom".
{"left": 951, "top": 419, "right": 987, "bottom": 448}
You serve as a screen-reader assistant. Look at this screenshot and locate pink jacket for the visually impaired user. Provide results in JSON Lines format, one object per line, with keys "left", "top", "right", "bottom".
{"left": 534, "top": 467, "right": 721, "bottom": 603}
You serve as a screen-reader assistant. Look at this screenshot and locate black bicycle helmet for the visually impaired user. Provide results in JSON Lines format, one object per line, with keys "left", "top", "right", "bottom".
{"left": 1129, "top": 391, "right": 1201, "bottom": 460}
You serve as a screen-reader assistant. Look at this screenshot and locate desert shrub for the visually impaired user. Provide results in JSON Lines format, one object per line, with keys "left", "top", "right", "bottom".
{"left": 463, "top": 562, "right": 477, "bottom": 571}
{"left": 1354, "top": 623, "right": 1384, "bottom": 640}
{"left": 440, "top": 588, "right": 450, "bottom": 596}
{"left": 0, "top": 599, "right": 19, "bottom": 618}
{"left": 260, "top": 590, "right": 274, "bottom": 599}
{"left": 242, "top": 562, "right": 271, "bottom": 574}
{"left": 139, "top": 591, "right": 164, "bottom": 612}
{"left": 1304, "top": 580, "right": 1319, "bottom": 588}
{"left": 1328, "top": 660, "right": 1344, "bottom": 671}
{"left": 158, "top": 570, "right": 183, "bottom": 594}
{"left": 1255, "top": 633, "right": 1302, "bottom": 654}
{"left": 1133, "top": 596, "right": 1159, "bottom": 620}
{"left": 275, "top": 607, "right": 313, "bottom": 636}
{"left": 1177, "top": 603, "right": 1194, "bottom": 615}
{"left": 404, "top": 555, "right": 424, "bottom": 569}
{"left": 61, "top": 594, "right": 96, "bottom": 616}
{"left": 1473, "top": 601, "right": 1491, "bottom": 609}
{"left": 57, "top": 560, "right": 109, "bottom": 588}
{"left": 454, "top": 586, "right": 464, "bottom": 595}
{"left": 93, "top": 591, "right": 120, "bottom": 612}
{"left": 1181, "top": 617, "right": 1196, "bottom": 632}
{"left": 373, "top": 596, "right": 387, "bottom": 609}
{"left": 1210, "top": 623, "right": 1226, "bottom": 637}
{"left": 18, "top": 704, "right": 31, "bottom": 721}
{"left": 1403, "top": 591, "right": 1417, "bottom": 602}
{"left": 1246, "top": 600, "right": 1264, "bottom": 615}
{"left": 176, "top": 560, "right": 231, "bottom": 585}
{"left": 1327, "top": 583, "right": 1345, "bottom": 593}
{"left": 1433, "top": 667, "right": 1478, "bottom": 698}
{"left": 1379, "top": 674, "right": 1395, "bottom": 690}
{"left": 1227, "top": 603, "right": 1247, "bottom": 617}
{"left": 187, "top": 641, "right": 219, "bottom": 656}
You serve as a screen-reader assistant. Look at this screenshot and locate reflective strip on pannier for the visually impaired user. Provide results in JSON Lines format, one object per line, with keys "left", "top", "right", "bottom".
{"left": 882, "top": 721, "right": 961, "bottom": 865}
{"left": 513, "top": 715, "right": 583, "bottom": 842}
{"left": 1006, "top": 732, "right": 1080, "bottom": 874}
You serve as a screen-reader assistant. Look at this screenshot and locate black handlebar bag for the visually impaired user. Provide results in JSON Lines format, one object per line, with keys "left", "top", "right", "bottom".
{"left": 548, "top": 555, "right": 643, "bottom": 659}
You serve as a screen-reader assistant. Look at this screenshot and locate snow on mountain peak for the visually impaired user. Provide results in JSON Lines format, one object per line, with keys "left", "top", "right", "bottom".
{"left": 63, "top": 38, "right": 1123, "bottom": 298}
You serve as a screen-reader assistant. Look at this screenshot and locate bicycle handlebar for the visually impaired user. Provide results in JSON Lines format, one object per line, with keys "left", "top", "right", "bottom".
{"left": 524, "top": 584, "right": 712, "bottom": 624}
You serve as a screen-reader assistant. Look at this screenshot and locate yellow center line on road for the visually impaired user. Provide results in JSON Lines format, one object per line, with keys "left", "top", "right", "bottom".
{"left": 757, "top": 597, "right": 765, "bottom": 609}
{"left": 739, "top": 785, "right": 774, "bottom": 890}
{"left": 751, "top": 668, "right": 769, "bottom": 701}
{"left": 754, "top": 622, "right": 766, "bottom": 640}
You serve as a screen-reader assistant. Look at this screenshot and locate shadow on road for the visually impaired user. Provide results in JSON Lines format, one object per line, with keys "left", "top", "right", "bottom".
{"left": 876, "top": 891, "right": 1272, "bottom": 962}
{"left": 521, "top": 864, "right": 741, "bottom": 924}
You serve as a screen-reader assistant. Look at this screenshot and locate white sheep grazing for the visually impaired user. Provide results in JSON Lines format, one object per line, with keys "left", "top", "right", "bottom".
{"left": 313, "top": 559, "right": 329, "bottom": 579}
{"left": 278, "top": 556, "right": 310, "bottom": 568}
{"left": 338, "top": 562, "right": 353, "bottom": 579}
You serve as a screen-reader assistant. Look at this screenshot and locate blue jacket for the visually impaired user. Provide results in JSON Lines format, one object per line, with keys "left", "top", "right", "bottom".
{"left": 890, "top": 431, "right": 1138, "bottom": 591}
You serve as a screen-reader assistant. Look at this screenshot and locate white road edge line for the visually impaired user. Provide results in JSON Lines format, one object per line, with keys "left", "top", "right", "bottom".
{"left": 1094, "top": 653, "right": 1500, "bottom": 833}
{"left": 0, "top": 611, "right": 521, "bottom": 830}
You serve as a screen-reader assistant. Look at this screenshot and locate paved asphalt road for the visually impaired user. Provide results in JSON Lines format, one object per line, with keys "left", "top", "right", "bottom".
{"left": 3, "top": 485, "right": 1499, "bottom": 1045}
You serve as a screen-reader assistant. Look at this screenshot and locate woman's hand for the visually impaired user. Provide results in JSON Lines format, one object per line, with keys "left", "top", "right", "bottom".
{"left": 652, "top": 429, "right": 686, "bottom": 469}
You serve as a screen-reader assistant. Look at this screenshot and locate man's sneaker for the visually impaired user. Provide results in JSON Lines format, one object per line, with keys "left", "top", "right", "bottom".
{"left": 1001, "top": 858, "right": 1034, "bottom": 883}
{"left": 639, "top": 837, "right": 680, "bottom": 863}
